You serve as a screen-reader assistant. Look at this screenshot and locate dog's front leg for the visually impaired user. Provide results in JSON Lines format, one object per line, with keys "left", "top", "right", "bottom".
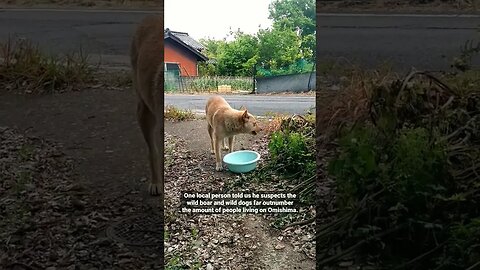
{"left": 207, "top": 124, "right": 215, "bottom": 154}
{"left": 228, "top": 136, "right": 235, "bottom": 153}
{"left": 214, "top": 135, "right": 223, "bottom": 171}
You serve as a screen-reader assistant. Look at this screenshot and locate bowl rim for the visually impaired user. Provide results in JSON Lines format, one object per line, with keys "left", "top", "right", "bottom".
{"left": 223, "top": 150, "right": 260, "bottom": 165}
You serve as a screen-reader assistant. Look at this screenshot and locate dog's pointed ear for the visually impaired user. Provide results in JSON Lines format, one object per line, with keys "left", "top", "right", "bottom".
{"left": 239, "top": 105, "right": 247, "bottom": 110}
{"left": 242, "top": 110, "right": 249, "bottom": 120}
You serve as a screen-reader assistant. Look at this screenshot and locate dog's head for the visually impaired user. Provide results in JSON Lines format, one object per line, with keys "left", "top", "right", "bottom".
{"left": 241, "top": 109, "right": 262, "bottom": 135}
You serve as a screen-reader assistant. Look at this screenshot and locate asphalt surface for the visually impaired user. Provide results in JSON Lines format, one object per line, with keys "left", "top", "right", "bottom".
{"left": 317, "top": 13, "right": 480, "bottom": 71}
{"left": 0, "top": 9, "right": 478, "bottom": 70}
{"left": 165, "top": 94, "right": 315, "bottom": 116}
{"left": 0, "top": 9, "right": 158, "bottom": 67}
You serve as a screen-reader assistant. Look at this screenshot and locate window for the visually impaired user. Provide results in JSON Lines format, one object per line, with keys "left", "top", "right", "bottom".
{"left": 165, "top": 63, "right": 180, "bottom": 71}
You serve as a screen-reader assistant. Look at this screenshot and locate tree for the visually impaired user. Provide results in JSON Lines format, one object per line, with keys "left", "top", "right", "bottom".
{"left": 198, "top": 38, "right": 226, "bottom": 76}
{"left": 201, "top": 31, "right": 258, "bottom": 76}
{"left": 199, "top": 38, "right": 225, "bottom": 59}
{"left": 268, "top": 0, "right": 316, "bottom": 62}
{"left": 198, "top": 0, "right": 316, "bottom": 76}
{"left": 257, "top": 27, "right": 302, "bottom": 71}
{"left": 269, "top": 0, "right": 316, "bottom": 36}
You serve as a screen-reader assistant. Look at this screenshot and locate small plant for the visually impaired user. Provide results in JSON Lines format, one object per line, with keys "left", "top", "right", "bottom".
{"left": 451, "top": 39, "right": 480, "bottom": 72}
{"left": 268, "top": 115, "right": 315, "bottom": 177}
{"left": 164, "top": 105, "right": 195, "bottom": 121}
{"left": 164, "top": 227, "right": 170, "bottom": 241}
{"left": 191, "top": 227, "right": 199, "bottom": 239}
{"left": 18, "top": 144, "right": 34, "bottom": 161}
{"left": 165, "top": 255, "right": 186, "bottom": 270}
{"left": 269, "top": 131, "right": 313, "bottom": 174}
{"left": 99, "top": 69, "right": 132, "bottom": 88}
{"left": 15, "top": 170, "right": 32, "bottom": 194}
{"left": 164, "top": 141, "right": 176, "bottom": 168}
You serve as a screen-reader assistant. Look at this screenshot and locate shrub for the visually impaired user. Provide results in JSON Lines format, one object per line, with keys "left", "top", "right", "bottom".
{"left": 268, "top": 115, "right": 315, "bottom": 177}
{"left": 318, "top": 70, "right": 480, "bottom": 269}
{"left": 269, "top": 131, "right": 313, "bottom": 175}
{"left": 164, "top": 106, "right": 195, "bottom": 121}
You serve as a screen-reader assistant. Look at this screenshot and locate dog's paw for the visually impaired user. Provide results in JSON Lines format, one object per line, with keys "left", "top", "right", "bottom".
{"left": 222, "top": 146, "right": 230, "bottom": 151}
{"left": 148, "top": 183, "right": 162, "bottom": 196}
{"left": 210, "top": 150, "right": 215, "bottom": 154}
{"left": 215, "top": 163, "right": 223, "bottom": 171}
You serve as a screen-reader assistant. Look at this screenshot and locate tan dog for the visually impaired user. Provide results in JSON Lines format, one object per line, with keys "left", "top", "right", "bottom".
{"left": 130, "top": 15, "right": 164, "bottom": 197}
{"left": 206, "top": 95, "right": 262, "bottom": 171}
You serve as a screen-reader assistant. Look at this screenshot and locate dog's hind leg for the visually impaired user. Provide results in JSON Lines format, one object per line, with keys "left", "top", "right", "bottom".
{"left": 222, "top": 138, "right": 229, "bottom": 151}
{"left": 227, "top": 136, "right": 235, "bottom": 153}
{"left": 214, "top": 134, "right": 223, "bottom": 171}
{"left": 137, "top": 99, "right": 163, "bottom": 196}
{"left": 208, "top": 124, "right": 214, "bottom": 154}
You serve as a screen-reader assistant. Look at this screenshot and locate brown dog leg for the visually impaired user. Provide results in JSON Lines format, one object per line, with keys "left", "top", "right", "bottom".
{"left": 137, "top": 100, "right": 162, "bottom": 196}
{"left": 227, "top": 136, "right": 235, "bottom": 153}
{"left": 214, "top": 134, "right": 223, "bottom": 171}
{"left": 208, "top": 124, "right": 215, "bottom": 154}
{"left": 222, "top": 138, "right": 230, "bottom": 151}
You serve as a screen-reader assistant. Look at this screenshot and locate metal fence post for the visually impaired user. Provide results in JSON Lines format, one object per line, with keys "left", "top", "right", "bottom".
{"left": 252, "top": 64, "right": 256, "bottom": 94}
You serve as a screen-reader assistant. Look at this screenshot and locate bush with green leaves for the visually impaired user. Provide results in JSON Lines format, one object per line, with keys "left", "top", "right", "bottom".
{"left": 269, "top": 130, "right": 314, "bottom": 175}
{"left": 318, "top": 70, "right": 480, "bottom": 269}
{"left": 330, "top": 126, "right": 448, "bottom": 209}
{"left": 263, "top": 114, "right": 315, "bottom": 204}
{"left": 267, "top": 115, "right": 315, "bottom": 176}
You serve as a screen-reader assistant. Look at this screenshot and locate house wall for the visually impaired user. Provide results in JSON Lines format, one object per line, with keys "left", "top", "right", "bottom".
{"left": 164, "top": 40, "right": 198, "bottom": 77}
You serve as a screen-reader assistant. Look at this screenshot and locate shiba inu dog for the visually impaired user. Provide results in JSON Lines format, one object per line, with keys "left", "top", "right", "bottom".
{"left": 205, "top": 95, "right": 262, "bottom": 171}
{"left": 130, "top": 15, "right": 164, "bottom": 197}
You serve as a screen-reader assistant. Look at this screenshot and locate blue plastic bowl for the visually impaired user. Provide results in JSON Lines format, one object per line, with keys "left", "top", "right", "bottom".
{"left": 223, "top": 150, "right": 261, "bottom": 173}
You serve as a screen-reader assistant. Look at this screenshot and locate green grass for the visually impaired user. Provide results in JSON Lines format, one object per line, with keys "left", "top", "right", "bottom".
{"left": 0, "top": 38, "right": 95, "bottom": 94}
{"left": 166, "top": 75, "right": 253, "bottom": 93}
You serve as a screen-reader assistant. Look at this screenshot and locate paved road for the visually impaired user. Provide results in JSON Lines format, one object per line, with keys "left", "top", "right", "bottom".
{"left": 0, "top": 9, "right": 158, "bottom": 67}
{"left": 317, "top": 13, "right": 480, "bottom": 71}
{"left": 0, "top": 9, "right": 478, "bottom": 70}
{"left": 165, "top": 94, "right": 315, "bottom": 116}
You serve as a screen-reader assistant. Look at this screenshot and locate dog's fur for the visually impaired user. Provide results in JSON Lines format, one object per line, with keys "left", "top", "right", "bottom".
{"left": 205, "top": 96, "right": 262, "bottom": 171}
{"left": 130, "top": 15, "right": 164, "bottom": 197}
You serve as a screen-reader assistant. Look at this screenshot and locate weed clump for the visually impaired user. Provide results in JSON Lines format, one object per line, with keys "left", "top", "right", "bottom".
{"left": 317, "top": 69, "right": 480, "bottom": 269}
{"left": 0, "top": 38, "right": 95, "bottom": 94}
{"left": 164, "top": 105, "right": 195, "bottom": 121}
{"left": 261, "top": 114, "right": 316, "bottom": 204}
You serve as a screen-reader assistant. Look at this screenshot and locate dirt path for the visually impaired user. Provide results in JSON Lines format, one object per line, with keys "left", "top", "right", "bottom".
{"left": 164, "top": 122, "right": 315, "bottom": 269}
{"left": 0, "top": 89, "right": 314, "bottom": 269}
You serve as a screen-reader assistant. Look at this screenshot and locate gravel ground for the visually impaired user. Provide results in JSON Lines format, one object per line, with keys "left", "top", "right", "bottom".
{"left": 163, "top": 128, "right": 316, "bottom": 269}
{"left": 0, "top": 86, "right": 316, "bottom": 269}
